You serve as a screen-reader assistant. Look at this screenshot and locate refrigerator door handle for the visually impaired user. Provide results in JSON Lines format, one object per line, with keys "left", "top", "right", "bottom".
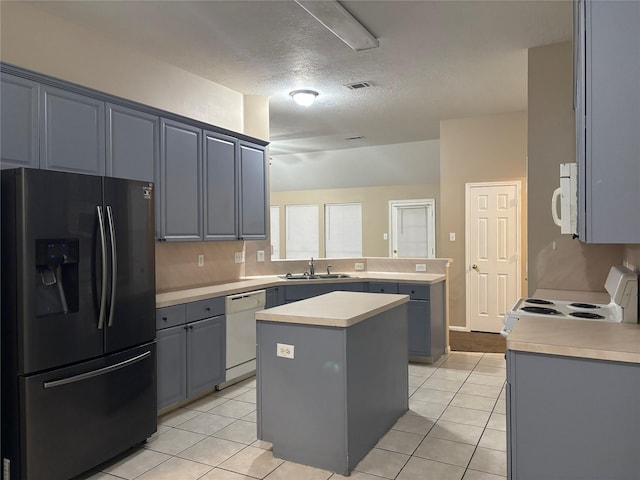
{"left": 106, "top": 205, "right": 117, "bottom": 327}
{"left": 97, "top": 206, "right": 108, "bottom": 330}
{"left": 43, "top": 350, "right": 152, "bottom": 389}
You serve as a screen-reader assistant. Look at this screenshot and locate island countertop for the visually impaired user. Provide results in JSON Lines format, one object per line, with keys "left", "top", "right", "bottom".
{"left": 507, "top": 316, "right": 640, "bottom": 364}
{"left": 255, "top": 291, "right": 409, "bottom": 328}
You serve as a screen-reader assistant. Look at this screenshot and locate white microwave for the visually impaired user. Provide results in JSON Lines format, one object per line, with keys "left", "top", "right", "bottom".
{"left": 551, "top": 162, "right": 577, "bottom": 235}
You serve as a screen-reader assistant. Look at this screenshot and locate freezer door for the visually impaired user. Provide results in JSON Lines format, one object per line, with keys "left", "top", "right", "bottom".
{"left": 103, "top": 176, "right": 156, "bottom": 353}
{"left": 8, "top": 168, "right": 104, "bottom": 374}
{"left": 16, "top": 343, "right": 157, "bottom": 480}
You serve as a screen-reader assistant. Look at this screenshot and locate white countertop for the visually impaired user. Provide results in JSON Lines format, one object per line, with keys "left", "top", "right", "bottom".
{"left": 255, "top": 291, "right": 410, "bottom": 328}
{"left": 156, "top": 272, "right": 445, "bottom": 308}
{"left": 507, "top": 316, "right": 640, "bottom": 364}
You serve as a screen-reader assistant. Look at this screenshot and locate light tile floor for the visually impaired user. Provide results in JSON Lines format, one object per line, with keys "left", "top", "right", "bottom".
{"left": 85, "top": 352, "right": 507, "bottom": 480}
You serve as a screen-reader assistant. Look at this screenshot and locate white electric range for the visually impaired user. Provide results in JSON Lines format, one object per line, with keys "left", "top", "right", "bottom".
{"left": 501, "top": 265, "right": 638, "bottom": 337}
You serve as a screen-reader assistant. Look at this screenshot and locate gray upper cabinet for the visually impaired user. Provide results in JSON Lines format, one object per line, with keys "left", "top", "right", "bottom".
{"left": 576, "top": 0, "right": 640, "bottom": 243}
{"left": 204, "top": 130, "right": 238, "bottom": 240}
{"left": 239, "top": 142, "right": 267, "bottom": 239}
{"left": 106, "top": 103, "right": 158, "bottom": 182}
{"left": 0, "top": 73, "right": 39, "bottom": 169}
{"left": 40, "top": 85, "right": 105, "bottom": 175}
{"left": 0, "top": 64, "right": 268, "bottom": 242}
{"left": 159, "top": 118, "right": 202, "bottom": 241}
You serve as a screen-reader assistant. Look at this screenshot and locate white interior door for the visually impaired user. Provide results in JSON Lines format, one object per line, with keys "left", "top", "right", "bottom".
{"left": 466, "top": 182, "right": 521, "bottom": 333}
{"left": 390, "top": 200, "right": 436, "bottom": 258}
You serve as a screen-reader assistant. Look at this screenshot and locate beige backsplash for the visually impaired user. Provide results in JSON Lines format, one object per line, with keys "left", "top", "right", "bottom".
{"left": 535, "top": 237, "right": 624, "bottom": 292}
{"left": 157, "top": 239, "right": 452, "bottom": 292}
{"left": 155, "top": 241, "right": 246, "bottom": 292}
{"left": 624, "top": 244, "right": 640, "bottom": 271}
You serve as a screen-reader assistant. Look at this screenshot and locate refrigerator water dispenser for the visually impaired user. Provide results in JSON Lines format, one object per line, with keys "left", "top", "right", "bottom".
{"left": 35, "top": 238, "right": 79, "bottom": 316}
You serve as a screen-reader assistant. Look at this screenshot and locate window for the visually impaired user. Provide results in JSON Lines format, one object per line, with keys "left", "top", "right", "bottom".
{"left": 285, "top": 204, "right": 319, "bottom": 259}
{"left": 325, "top": 203, "right": 362, "bottom": 258}
{"left": 270, "top": 206, "right": 280, "bottom": 260}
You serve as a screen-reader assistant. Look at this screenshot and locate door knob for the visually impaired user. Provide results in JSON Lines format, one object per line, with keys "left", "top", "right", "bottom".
{"left": 472, "top": 264, "right": 479, "bottom": 271}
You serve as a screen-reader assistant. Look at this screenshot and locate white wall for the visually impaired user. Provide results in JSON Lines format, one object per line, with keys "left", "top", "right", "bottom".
{"left": 270, "top": 140, "right": 440, "bottom": 192}
{"left": 0, "top": 1, "right": 267, "bottom": 137}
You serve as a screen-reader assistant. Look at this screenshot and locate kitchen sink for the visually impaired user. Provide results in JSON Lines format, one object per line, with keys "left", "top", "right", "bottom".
{"left": 279, "top": 273, "right": 357, "bottom": 280}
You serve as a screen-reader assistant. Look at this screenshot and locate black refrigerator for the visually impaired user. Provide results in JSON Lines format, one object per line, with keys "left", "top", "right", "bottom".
{"left": 1, "top": 168, "right": 157, "bottom": 480}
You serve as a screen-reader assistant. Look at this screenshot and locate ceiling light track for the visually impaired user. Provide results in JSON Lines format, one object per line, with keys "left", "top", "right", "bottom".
{"left": 295, "top": 0, "right": 379, "bottom": 52}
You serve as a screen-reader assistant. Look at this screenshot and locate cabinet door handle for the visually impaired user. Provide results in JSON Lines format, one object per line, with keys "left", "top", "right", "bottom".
{"left": 205, "top": 307, "right": 211, "bottom": 311}
{"left": 162, "top": 317, "right": 167, "bottom": 321}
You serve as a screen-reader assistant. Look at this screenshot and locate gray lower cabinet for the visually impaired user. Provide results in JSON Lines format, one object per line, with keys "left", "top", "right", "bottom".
{"left": 285, "top": 282, "right": 366, "bottom": 303}
{"left": 506, "top": 350, "right": 640, "bottom": 479}
{"left": 266, "top": 286, "right": 285, "bottom": 308}
{"left": 156, "top": 298, "right": 225, "bottom": 410}
{"left": 575, "top": 0, "right": 640, "bottom": 242}
{"left": 106, "top": 103, "right": 158, "bottom": 182}
{"left": 40, "top": 85, "right": 105, "bottom": 175}
{"left": 239, "top": 142, "right": 267, "bottom": 239}
{"left": 159, "top": 118, "right": 203, "bottom": 241}
{"left": 0, "top": 73, "right": 39, "bottom": 169}
{"left": 156, "top": 325, "right": 187, "bottom": 408}
{"left": 369, "top": 282, "right": 445, "bottom": 363}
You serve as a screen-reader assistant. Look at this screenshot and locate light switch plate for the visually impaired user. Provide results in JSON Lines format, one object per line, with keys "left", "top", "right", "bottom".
{"left": 197, "top": 254, "right": 204, "bottom": 267}
{"left": 276, "top": 343, "right": 294, "bottom": 359}
{"left": 449, "top": 232, "right": 456, "bottom": 241}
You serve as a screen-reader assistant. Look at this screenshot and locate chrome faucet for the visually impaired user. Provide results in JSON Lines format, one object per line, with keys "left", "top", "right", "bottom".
{"left": 309, "top": 257, "right": 315, "bottom": 275}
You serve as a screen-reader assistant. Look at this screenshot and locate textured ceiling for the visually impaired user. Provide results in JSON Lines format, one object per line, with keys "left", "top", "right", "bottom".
{"left": 28, "top": 1, "right": 573, "bottom": 156}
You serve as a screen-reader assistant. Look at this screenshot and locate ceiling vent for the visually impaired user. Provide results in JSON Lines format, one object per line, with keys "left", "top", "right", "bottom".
{"left": 344, "top": 81, "right": 373, "bottom": 90}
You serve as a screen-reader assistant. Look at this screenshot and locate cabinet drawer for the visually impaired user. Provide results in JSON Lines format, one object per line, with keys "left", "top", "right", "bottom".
{"left": 398, "top": 284, "right": 430, "bottom": 301}
{"left": 156, "top": 304, "right": 186, "bottom": 330}
{"left": 186, "top": 296, "right": 225, "bottom": 322}
{"left": 368, "top": 282, "right": 399, "bottom": 294}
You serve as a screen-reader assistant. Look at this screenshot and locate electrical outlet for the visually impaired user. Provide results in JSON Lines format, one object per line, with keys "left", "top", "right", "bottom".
{"left": 257, "top": 250, "right": 265, "bottom": 262}
{"left": 415, "top": 263, "right": 427, "bottom": 272}
{"left": 197, "top": 254, "right": 204, "bottom": 267}
{"left": 276, "top": 343, "right": 294, "bottom": 359}
{"left": 383, "top": 233, "right": 388, "bottom": 240}
{"left": 234, "top": 252, "right": 244, "bottom": 263}
{"left": 354, "top": 262, "right": 365, "bottom": 271}
{"left": 449, "top": 232, "right": 456, "bottom": 241}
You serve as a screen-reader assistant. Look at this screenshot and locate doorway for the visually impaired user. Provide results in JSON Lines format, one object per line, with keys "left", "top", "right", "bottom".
{"left": 389, "top": 199, "right": 436, "bottom": 258}
{"left": 466, "top": 182, "right": 521, "bottom": 333}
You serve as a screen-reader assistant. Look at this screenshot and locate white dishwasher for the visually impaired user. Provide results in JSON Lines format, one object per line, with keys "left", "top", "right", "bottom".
{"left": 221, "top": 289, "right": 266, "bottom": 388}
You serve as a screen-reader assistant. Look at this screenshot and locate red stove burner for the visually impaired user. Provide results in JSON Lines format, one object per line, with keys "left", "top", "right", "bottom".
{"left": 570, "top": 311, "right": 606, "bottom": 319}
{"left": 521, "top": 306, "right": 562, "bottom": 315}
{"left": 524, "top": 298, "right": 555, "bottom": 305}
{"left": 569, "top": 302, "right": 600, "bottom": 309}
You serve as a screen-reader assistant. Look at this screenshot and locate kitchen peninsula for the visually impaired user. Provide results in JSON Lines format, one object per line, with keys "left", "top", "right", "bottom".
{"left": 255, "top": 291, "right": 410, "bottom": 475}
{"left": 506, "top": 317, "right": 640, "bottom": 479}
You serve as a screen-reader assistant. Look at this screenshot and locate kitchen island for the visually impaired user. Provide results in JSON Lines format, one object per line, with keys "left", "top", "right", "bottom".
{"left": 506, "top": 317, "right": 640, "bottom": 480}
{"left": 255, "top": 291, "right": 410, "bottom": 475}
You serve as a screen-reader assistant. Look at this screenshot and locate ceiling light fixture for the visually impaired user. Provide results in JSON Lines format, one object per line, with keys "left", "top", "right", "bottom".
{"left": 295, "top": 0, "right": 379, "bottom": 52}
{"left": 290, "top": 89, "right": 319, "bottom": 107}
